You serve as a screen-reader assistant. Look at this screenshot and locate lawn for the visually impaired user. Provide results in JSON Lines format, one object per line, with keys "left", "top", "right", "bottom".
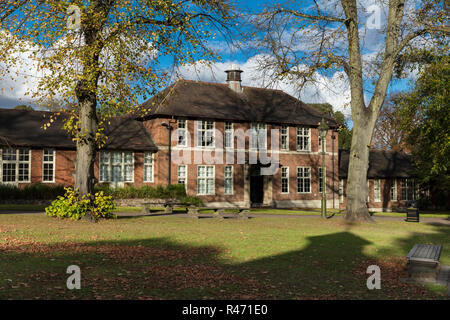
{"left": 0, "top": 213, "right": 448, "bottom": 299}
{"left": 1, "top": 204, "right": 449, "bottom": 219}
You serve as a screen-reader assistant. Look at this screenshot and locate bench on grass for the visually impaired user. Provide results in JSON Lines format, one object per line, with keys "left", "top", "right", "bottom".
{"left": 187, "top": 207, "right": 250, "bottom": 220}
{"left": 141, "top": 200, "right": 190, "bottom": 214}
{"left": 406, "top": 244, "right": 442, "bottom": 281}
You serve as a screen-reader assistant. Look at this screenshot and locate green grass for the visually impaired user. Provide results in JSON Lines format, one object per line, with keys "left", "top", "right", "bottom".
{"left": 2, "top": 204, "right": 448, "bottom": 219}
{"left": 0, "top": 213, "right": 448, "bottom": 300}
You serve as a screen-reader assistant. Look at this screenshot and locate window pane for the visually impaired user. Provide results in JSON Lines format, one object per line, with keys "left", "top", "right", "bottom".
{"left": 19, "top": 149, "right": 30, "bottom": 161}
{"left": 144, "top": 152, "right": 153, "bottom": 164}
{"left": 2, "top": 148, "right": 16, "bottom": 161}
{"left": 100, "top": 164, "right": 109, "bottom": 181}
{"left": 2, "top": 163, "right": 16, "bottom": 182}
{"left": 43, "top": 163, "right": 53, "bottom": 182}
{"left": 178, "top": 165, "right": 186, "bottom": 184}
{"left": 198, "top": 179, "right": 205, "bottom": 194}
{"left": 206, "top": 178, "right": 214, "bottom": 194}
{"left": 18, "top": 163, "right": 29, "bottom": 181}
{"left": 111, "top": 165, "right": 122, "bottom": 182}
{"left": 144, "top": 165, "right": 153, "bottom": 182}
{"left": 124, "top": 164, "right": 133, "bottom": 181}
{"left": 111, "top": 152, "right": 122, "bottom": 164}
{"left": 100, "top": 152, "right": 109, "bottom": 164}
{"left": 297, "top": 127, "right": 310, "bottom": 151}
{"left": 124, "top": 152, "right": 133, "bottom": 164}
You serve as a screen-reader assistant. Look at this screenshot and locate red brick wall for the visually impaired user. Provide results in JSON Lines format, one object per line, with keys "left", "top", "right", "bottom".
{"left": 13, "top": 118, "right": 341, "bottom": 208}
{"left": 141, "top": 118, "right": 339, "bottom": 205}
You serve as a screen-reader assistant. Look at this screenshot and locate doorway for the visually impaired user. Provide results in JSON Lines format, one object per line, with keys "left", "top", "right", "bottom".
{"left": 250, "top": 174, "right": 264, "bottom": 207}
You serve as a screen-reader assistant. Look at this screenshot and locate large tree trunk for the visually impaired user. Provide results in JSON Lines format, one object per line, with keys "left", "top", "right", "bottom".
{"left": 72, "top": 0, "right": 110, "bottom": 196}
{"left": 342, "top": 0, "right": 405, "bottom": 222}
{"left": 74, "top": 83, "right": 98, "bottom": 196}
{"left": 342, "top": 0, "right": 374, "bottom": 222}
{"left": 345, "top": 111, "right": 375, "bottom": 222}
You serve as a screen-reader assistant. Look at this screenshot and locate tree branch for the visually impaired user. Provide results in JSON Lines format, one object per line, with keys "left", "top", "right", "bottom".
{"left": 394, "top": 25, "right": 450, "bottom": 58}
{"left": 270, "top": 8, "right": 346, "bottom": 23}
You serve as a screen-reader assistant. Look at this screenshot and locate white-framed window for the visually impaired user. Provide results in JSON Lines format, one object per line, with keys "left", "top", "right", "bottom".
{"left": 374, "top": 179, "right": 381, "bottom": 202}
{"left": 367, "top": 180, "right": 370, "bottom": 202}
{"left": 401, "top": 178, "right": 416, "bottom": 201}
{"left": 296, "top": 127, "right": 310, "bottom": 151}
{"left": 178, "top": 165, "right": 187, "bottom": 185}
{"left": 318, "top": 167, "right": 326, "bottom": 193}
{"left": 281, "top": 125, "right": 289, "bottom": 150}
{"left": 177, "top": 119, "right": 187, "bottom": 147}
{"left": 281, "top": 166, "right": 289, "bottom": 193}
{"left": 339, "top": 179, "right": 344, "bottom": 204}
{"left": 224, "top": 165, "right": 233, "bottom": 195}
{"left": 1, "top": 148, "right": 30, "bottom": 183}
{"left": 144, "top": 152, "right": 154, "bottom": 182}
{"left": 390, "top": 179, "right": 397, "bottom": 201}
{"left": 197, "top": 165, "right": 215, "bottom": 195}
{"left": 297, "top": 167, "right": 311, "bottom": 193}
{"left": 318, "top": 133, "right": 326, "bottom": 152}
{"left": 224, "top": 122, "right": 234, "bottom": 149}
{"left": 196, "top": 120, "right": 215, "bottom": 147}
{"left": 99, "top": 151, "right": 134, "bottom": 183}
{"left": 42, "top": 149, "right": 55, "bottom": 182}
{"left": 250, "top": 123, "right": 267, "bottom": 150}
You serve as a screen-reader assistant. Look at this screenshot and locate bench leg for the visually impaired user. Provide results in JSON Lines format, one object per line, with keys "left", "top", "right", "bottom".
{"left": 188, "top": 208, "right": 199, "bottom": 219}
{"left": 239, "top": 209, "right": 249, "bottom": 220}
{"left": 164, "top": 205, "right": 173, "bottom": 214}
{"left": 213, "top": 209, "right": 225, "bottom": 219}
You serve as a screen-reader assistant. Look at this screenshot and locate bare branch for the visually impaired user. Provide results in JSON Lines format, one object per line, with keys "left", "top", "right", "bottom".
{"left": 268, "top": 7, "right": 346, "bottom": 23}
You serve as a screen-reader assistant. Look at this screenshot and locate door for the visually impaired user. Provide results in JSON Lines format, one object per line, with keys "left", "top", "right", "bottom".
{"left": 250, "top": 174, "right": 264, "bottom": 207}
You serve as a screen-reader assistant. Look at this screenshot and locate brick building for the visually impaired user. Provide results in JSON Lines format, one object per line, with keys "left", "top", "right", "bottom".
{"left": 0, "top": 67, "right": 417, "bottom": 210}
{"left": 338, "top": 149, "right": 419, "bottom": 211}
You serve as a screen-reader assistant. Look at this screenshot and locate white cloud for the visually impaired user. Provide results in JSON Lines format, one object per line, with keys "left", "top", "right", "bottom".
{"left": 176, "top": 55, "right": 352, "bottom": 117}
{"left": 0, "top": 35, "right": 42, "bottom": 107}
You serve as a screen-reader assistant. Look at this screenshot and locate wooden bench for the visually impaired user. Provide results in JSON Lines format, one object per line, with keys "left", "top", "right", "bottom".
{"left": 187, "top": 207, "right": 250, "bottom": 220}
{"left": 406, "top": 244, "right": 442, "bottom": 280}
{"left": 141, "top": 200, "right": 189, "bottom": 214}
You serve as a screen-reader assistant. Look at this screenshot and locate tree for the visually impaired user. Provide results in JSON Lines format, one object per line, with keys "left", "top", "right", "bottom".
{"left": 372, "top": 93, "right": 407, "bottom": 151}
{"left": 1, "top": 0, "right": 235, "bottom": 200}
{"left": 397, "top": 54, "right": 449, "bottom": 206}
{"left": 309, "top": 103, "right": 352, "bottom": 150}
{"left": 251, "top": 0, "right": 449, "bottom": 221}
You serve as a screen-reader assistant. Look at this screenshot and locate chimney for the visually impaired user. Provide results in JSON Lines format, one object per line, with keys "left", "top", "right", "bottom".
{"left": 225, "top": 64, "right": 243, "bottom": 93}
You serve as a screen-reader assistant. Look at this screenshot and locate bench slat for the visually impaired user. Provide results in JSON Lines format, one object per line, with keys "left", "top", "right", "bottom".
{"left": 406, "top": 244, "right": 442, "bottom": 263}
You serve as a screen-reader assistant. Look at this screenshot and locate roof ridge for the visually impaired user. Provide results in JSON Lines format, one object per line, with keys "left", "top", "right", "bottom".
{"left": 176, "top": 78, "right": 288, "bottom": 93}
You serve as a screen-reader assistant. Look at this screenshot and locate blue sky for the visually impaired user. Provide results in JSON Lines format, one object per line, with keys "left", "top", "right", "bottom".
{"left": 0, "top": 0, "right": 417, "bottom": 120}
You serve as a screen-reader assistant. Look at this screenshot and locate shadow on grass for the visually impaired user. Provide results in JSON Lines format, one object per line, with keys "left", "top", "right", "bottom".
{"left": 0, "top": 223, "right": 448, "bottom": 300}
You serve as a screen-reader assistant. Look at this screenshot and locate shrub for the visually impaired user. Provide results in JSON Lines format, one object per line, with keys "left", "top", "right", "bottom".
{"left": 45, "top": 187, "right": 116, "bottom": 221}
{"left": 0, "top": 183, "right": 65, "bottom": 200}
{"left": 94, "top": 184, "right": 187, "bottom": 199}
{"left": 162, "top": 184, "right": 186, "bottom": 199}
{"left": 179, "top": 196, "right": 204, "bottom": 207}
{"left": 416, "top": 196, "right": 431, "bottom": 210}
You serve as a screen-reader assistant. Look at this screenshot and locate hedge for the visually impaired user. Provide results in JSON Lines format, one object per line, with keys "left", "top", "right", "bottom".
{"left": 1, "top": 183, "right": 202, "bottom": 205}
